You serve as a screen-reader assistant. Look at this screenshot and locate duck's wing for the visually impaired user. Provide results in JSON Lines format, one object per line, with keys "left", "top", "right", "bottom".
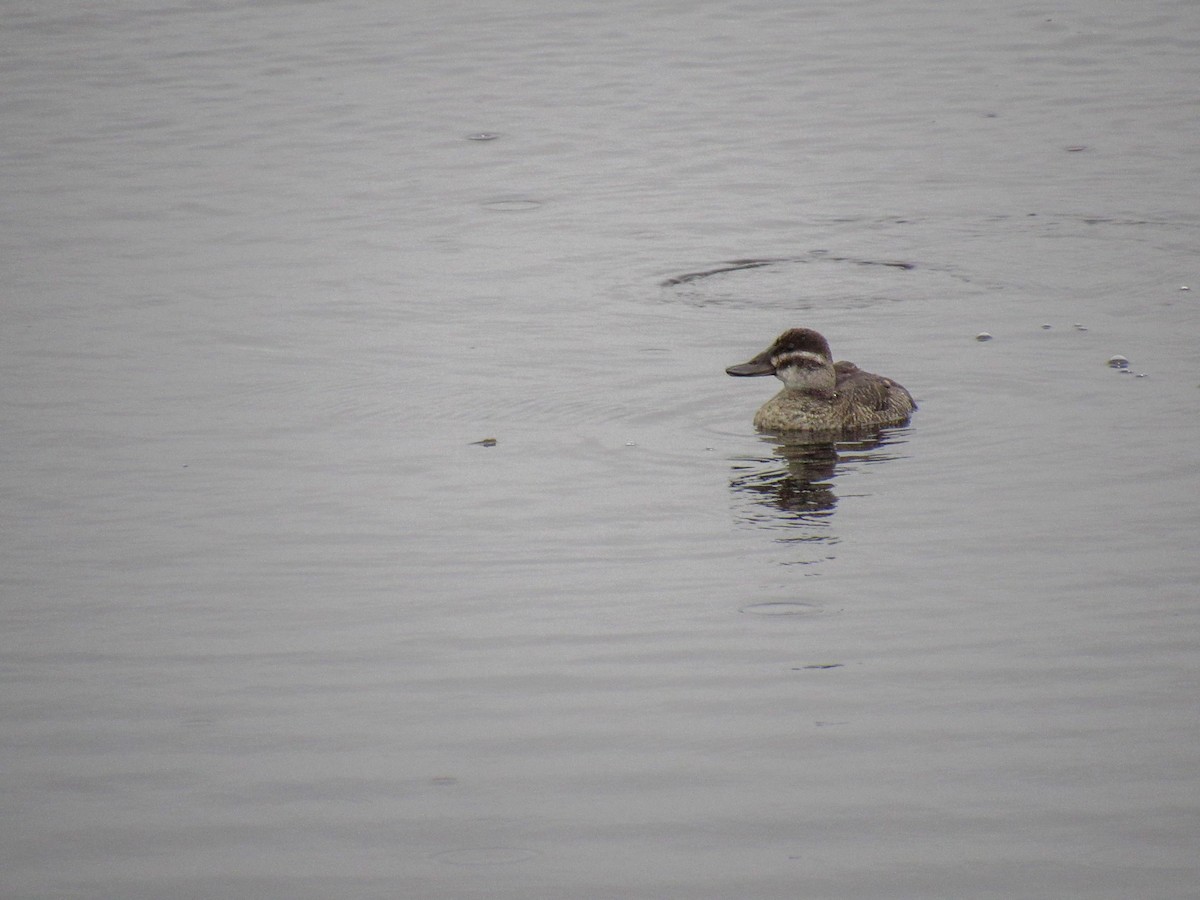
{"left": 834, "top": 361, "right": 915, "bottom": 412}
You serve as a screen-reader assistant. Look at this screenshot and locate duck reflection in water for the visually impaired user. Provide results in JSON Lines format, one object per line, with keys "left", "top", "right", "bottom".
{"left": 730, "top": 432, "right": 902, "bottom": 523}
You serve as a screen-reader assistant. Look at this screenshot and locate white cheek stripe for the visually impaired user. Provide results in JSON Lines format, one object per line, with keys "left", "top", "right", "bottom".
{"left": 773, "top": 350, "right": 826, "bottom": 368}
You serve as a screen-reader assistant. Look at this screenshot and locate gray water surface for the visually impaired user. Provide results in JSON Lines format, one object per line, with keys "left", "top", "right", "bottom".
{"left": 4, "top": 1, "right": 1200, "bottom": 898}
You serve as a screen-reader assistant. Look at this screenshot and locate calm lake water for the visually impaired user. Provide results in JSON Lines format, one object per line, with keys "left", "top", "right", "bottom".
{"left": 4, "top": 1, "right": 1200, "bottom": 898}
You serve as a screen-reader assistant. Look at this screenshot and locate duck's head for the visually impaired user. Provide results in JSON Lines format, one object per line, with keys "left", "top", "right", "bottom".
{"left": 726, "top": 328, "right": 836, "bottom": 393}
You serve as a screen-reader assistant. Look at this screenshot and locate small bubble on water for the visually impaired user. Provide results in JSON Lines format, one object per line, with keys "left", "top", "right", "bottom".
{"left": 465, "top": 132, "right": 500, "bottom": 141}
{"left": 1041, "top": 323, "right": 1052, "bottom": 330}
{"left": 975, "top": 332, "right": 993, "bottom": 342}
{"left": 1107, "top": 355, "right": 1130, "bottom": 369}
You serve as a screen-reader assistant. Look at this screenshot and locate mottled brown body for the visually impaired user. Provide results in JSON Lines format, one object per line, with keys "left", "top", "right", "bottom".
{"left": 727, "top": 328, "right": 916, "bottom": 434}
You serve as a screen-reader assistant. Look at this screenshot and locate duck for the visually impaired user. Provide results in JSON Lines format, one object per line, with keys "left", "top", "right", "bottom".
{"left": 726, "top": 328, "right": 916, "bottom": 434}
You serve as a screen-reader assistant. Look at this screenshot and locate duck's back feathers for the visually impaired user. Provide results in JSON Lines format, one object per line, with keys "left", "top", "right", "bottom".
{"left": 834, "top": 361, "right": 916, "bottom": 415}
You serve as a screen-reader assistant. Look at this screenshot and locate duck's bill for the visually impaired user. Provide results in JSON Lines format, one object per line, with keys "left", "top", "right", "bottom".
{"left": 725, "top": 349, "right": 775, "bottom": 377}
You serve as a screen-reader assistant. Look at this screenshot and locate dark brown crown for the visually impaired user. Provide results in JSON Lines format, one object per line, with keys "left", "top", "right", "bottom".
{"left": 771, "top": 328, "right": 832, "bottom": 361}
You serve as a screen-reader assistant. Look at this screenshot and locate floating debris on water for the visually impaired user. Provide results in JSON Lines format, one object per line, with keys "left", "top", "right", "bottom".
{"left": 793, "top": 663, "right": 844, "bottom": 670}
{"left": 481, "top": 197, "right": 543, "bottom": 212}
{"left": 431, "top": 846, "right": 540, "bottom": 865}
{"left": 975, "top": 332, "right": 993, "bottom": 342}
{"left": 739, "top": 601, "right": 821, "bottom": 617}
{"left": 1107, "top": 355, "right": 1130, "bottom": 370}
{"left": 470, "top": 437, "right": 498, "bottom": 446}
{"left": 1074, "top": 323, "right": 1088, "bottom": 331}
